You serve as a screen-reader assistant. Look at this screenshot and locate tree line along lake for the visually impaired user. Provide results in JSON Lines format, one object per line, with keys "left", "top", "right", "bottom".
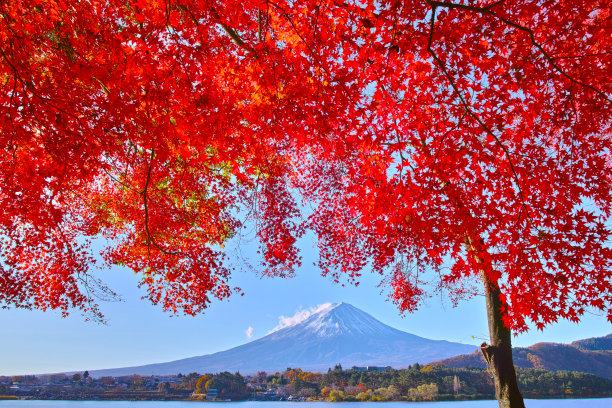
{"left": 1, "top": 399, "right": 612, "bottom": 407}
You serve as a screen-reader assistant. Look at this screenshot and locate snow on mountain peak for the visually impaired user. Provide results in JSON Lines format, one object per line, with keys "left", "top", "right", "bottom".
{"left": 88, "top": 302, "right": 479, "bottom": 376}
{"left": 296, "top": 302, "right": 400, "bottom": 338}
{"left": 270, "top": 302, "right": 336, "bottom": 333}
{"left": 269, "top": 302, "right": 403, "bottom": 338}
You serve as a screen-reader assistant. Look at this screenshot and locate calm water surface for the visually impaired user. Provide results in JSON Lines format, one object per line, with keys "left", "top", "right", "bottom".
{"left": 0, "top": 400, "right": 611, "bottom": 408}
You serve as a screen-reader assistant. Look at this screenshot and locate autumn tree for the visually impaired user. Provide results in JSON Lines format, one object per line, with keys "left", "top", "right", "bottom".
{"left": 1, "top": 1, "right": 610, "bottom": 407}
{"left": 195, "top": 374, "right": 212, "bottom": 394}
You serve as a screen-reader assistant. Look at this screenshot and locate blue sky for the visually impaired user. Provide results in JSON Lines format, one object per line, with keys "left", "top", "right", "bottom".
{"left": 1, "top": 234, "right": 610, "bottom": 376}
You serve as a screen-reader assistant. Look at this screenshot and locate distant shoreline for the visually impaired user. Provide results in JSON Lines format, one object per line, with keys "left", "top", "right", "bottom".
{"left": 3, "top": 365, "right": 611, "bottom": 403}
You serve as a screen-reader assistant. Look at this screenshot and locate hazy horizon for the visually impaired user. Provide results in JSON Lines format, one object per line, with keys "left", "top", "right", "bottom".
{"left": 3, "top": 259, "right": 610, "bottom": 376}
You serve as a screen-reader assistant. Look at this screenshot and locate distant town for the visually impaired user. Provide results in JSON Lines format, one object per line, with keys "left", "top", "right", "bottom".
{"left": 2, "top": 364, "right": 611, "bottom": 402}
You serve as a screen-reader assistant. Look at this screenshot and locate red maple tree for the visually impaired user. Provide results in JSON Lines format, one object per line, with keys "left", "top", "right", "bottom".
{"left": 1, "top": 1, "right": 610, "bottom": 407}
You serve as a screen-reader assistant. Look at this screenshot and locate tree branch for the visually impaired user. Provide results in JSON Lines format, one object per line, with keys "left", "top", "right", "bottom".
{"left": 425, "top": 0, "right": 611, "bottom": 103}
{"left": 210, "top": 7, "right": 254, "bottom": 52}
{"left": 426, "top": 6, "right": 535, "bottom": 227}
{"left": 141, "top": 154, "right": 180, "bottom": 257}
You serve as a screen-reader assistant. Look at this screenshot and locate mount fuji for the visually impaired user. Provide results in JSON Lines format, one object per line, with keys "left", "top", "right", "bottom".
{"left": 88, "top": 302, "right": 477, "bottom": 377}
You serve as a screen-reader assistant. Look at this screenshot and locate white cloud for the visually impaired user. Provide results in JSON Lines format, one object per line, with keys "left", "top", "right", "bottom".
{"left": 270, "top": 303, "right": 334, "bottom": 333}
{"left": 245, "top": 326, "right": 254, "bottom": 339}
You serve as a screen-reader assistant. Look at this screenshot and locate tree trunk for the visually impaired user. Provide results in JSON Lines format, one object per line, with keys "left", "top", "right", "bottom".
{"left": 480, "top": 272, "right": 525, "bottom": 408}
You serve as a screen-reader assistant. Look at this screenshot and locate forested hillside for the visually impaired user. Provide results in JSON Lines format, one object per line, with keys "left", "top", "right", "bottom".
{"left": 433, "top": 334, "right": 612, "bottom": 379}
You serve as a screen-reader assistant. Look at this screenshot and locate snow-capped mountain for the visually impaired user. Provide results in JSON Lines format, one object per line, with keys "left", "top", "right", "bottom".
{"left": 88, "top": 302, "right": 477, "bottom": 377}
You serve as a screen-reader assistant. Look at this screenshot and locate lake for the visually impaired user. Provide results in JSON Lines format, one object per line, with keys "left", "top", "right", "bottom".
{"left": 0, "top": 400, "right": 611, "bottom": 408}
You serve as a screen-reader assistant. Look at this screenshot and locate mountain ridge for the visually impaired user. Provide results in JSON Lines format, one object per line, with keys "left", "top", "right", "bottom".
{"left": 87, "top": 302, "right": 477, "bottom": 377}
{"left": 431, "top": 333, "right": 612, "bottom": 379}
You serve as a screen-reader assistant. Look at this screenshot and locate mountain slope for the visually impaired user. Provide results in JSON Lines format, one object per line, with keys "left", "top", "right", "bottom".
{"left": 571, "top": 334, "right": 612, "bottom": 351}
{"left": 432, "top": 334, "right": 612, "bottom": 379}
{"left": 89, "top": 302, "right": 477, "bottom": 377}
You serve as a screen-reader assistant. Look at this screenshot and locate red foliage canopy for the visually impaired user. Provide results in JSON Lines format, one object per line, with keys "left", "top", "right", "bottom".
{"left": 1, "top": 0, "right": 610, "bottom": 329}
